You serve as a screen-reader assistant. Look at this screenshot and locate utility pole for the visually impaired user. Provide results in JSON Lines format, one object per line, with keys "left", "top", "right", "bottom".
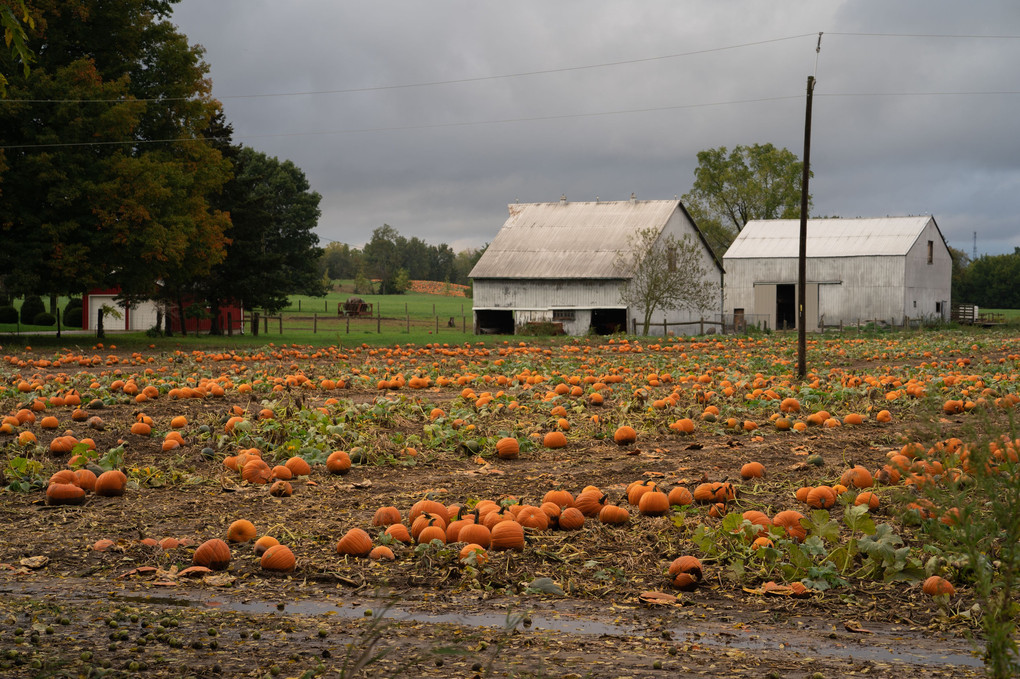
{"left": 798, "top": 33, "right": 821, "bottom": 380}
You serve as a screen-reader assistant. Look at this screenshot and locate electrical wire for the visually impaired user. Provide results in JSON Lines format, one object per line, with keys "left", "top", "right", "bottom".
{"left": 3, "top": 88, "right": 1020, "bottom": 151}
{"left": 0, "top": 34, "right": 819, "bottom": 104}
{"left": 1, "top": 95, "right": 804, "bottom": 150}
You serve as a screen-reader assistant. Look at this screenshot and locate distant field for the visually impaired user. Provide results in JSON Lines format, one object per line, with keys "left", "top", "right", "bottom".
{"left": 982, "top": 308, "right": 1020, "bottom": 321}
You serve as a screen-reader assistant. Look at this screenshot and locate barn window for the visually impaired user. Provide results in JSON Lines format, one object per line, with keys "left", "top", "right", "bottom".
{"left": 667, "top": 245, "right": 677, "bottom": 272}
{"left": 927, "top": 240, "right": 933, "bottom": 264}
{"left": 552, "top": 309, "right": 575, "bottom": 321}
{"left": 935, "top": 302, "right": 942, "bottom": 314}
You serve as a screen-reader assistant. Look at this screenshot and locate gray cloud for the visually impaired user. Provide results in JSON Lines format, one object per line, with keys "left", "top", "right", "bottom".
{"left": 172, "top": 0, "right": 1020, "bottom": 255}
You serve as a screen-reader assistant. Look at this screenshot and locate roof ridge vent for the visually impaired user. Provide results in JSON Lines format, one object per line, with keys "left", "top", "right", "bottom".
{"left": 630, "top": 192, "right": 637, "bottom": 203}
{"left": 560, "top": 194, "right": 567, "bottom": 204}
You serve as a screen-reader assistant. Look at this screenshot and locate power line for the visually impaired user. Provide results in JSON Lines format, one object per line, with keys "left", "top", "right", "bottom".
{"left": 4, "top": 88, "right": 1020, "bottom": 151}
{"left": 0, "top": 95, "right": 803, "bottom": 150}
{"left": 827, "top": 31, "right": 1020, "bottom": 39}
{"left": 0, "top": 33, "right": 818, "bottom": 104}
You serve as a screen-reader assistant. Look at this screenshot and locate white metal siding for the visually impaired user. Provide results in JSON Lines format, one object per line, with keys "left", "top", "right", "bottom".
{"left": 725, "top": 255, "right": 909, "bottom": 326}
{"left": 903, "top": 221, "right": 952, "bottom": 320}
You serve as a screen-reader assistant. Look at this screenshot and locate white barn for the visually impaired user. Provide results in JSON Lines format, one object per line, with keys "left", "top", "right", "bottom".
{"left": 469, "top": 197, "right": 723, "bottom": 336}
{"left": 723, "top": 216, "right": 951, "bottom": 331}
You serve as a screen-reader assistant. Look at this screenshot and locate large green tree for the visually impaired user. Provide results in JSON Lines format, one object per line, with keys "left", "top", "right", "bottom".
{"left": 363, "top": 224, "right": 404, "bottom": 294}
{"left": 0, "top": 0, "right": 230, "bottom": 304}
{"left": 682, "top": 143, "right": 810, "bottom": 257}
{"left": 200, "top": 143, "right": 324, "bottom": 333}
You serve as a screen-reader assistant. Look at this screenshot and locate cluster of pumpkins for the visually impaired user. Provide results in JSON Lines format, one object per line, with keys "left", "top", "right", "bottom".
{"left": 45, "top": 467, "right": 126, "bottom": 506}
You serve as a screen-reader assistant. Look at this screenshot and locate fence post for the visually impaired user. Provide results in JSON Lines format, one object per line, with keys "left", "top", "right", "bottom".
{"left": 324, "top": 299, "right": 327, "bottom": 312}
{"left": 298, "top": 300, "right": 301, "bottom": 311}
{"left": 377, "top": 304, "right": 381, "bottom": 333}
{"left": 406, "top": 303, "right": 409, "bottom": 334}
{"left": 263, "top": 314, "right": 268, "bottom": 334}
{"left": 663, "top": 317, "right": 667, "bottom": 336}
{"left": 462, "top": 304, "right": 466, "bottom": 333}
{"left": 313, "top": 313, "right": 317, "bottom": 334}
{"left": 227, "top": 312, "right": 233, "bottom": 337}
{"left": 278, "top": 315, "right": 282, "bottom": 334}
{"left": 346, "top": 316, "right": 349, "bottom": 334}
{"left": 699, "top": 317, "right": 704, "bottom": 335}
{"left": 435, "top": 315, "right": 439, "bottom": 334}
{"left": 56, "top": 308, "right": 61, "bottom": 338}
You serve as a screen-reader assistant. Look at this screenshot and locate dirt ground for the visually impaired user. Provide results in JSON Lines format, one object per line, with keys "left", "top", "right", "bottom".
{"left": 0, "top": 341, "right": 1002, "bottom": 677}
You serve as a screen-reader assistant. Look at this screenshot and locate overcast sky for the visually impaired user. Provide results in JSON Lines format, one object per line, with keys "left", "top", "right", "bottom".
{"left": 171, "top": 1, "right": 1020, "bottom": 256}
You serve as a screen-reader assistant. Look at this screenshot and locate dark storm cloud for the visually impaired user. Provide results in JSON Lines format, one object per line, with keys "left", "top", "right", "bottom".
{"left": 172, "top": 1, "right": 1020, "bottom": 254}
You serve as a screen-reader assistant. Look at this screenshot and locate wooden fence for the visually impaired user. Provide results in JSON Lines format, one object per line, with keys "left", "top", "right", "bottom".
{"left": 234, "top": 308, "right": 470, "bottom": 336}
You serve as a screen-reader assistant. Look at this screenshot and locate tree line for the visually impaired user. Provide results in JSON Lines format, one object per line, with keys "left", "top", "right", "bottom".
{"left": 318, "top": 225, "right": 485, "bottom": 295}
{"left": 951, "top": 247, "right": 1020, "bottom": 310}
{"left": 0, "top": 0, "right": 324, "bottom": 334}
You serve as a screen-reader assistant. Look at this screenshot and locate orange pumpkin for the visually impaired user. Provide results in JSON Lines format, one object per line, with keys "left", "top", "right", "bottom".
{"left": 372, "top": 506, "right": 402, "bottom": 527}
{"left": 369, "top": 545, "right": 396, "bottom": 561}
{"left": 613, "top": 425, "right": 637, "bottom": 446}
{"left": 227, "top": 519, "right": 257, "bottom": 543}
{"left": 490, "top": 520, "right": 525, "bottom": 551}
{"left": 284, "top": 456, "right": 312, "bottom": 476}
{"left": 458, "top": 522, "right": 491, "bottom": 548}
{"left": 269, "top": 480, "right": 293, "bottom": 497}
{"left": 557, "top": 507, "right": 585, "bottom": 531}
{"left": 740, "top": 462, "right": 765, "bottom": 480}
{"left": 598, "top": 504, "right": 630, "bottom": 525}
{"left": 94, "top": 470, "right": 127, "bottom": 497}
{"left": 772, "top": 510, "right": 807, "bottom": 541}
{"left": 542, "top": 489, "right": 574, "bottom": 508}
{"left": 260, "top": 544, "right": 296, "bottom": 573}
{"left": 638, "top": 490, "right": 669, "bottom": 517}
{"left": 254, "top": 535, "right": 280, "bottom": 556}
{"left": 193, "top": 538, "right": 231, "bottom": 570}
{"left": 336, "top": 528, "right": 373, "bottom": 556}
{"left": 73, "top": 468, "right": 97, "bottom": 492}
{"left": 46, "top": 482, "right": 86, "bottom": 506}
{"left": 922, "top": 575, "right": 955, "bottom": 596}
{"left": 495, "top": 437, "right": 520, "bottom": 460}
{"left": 542, "top": 431, "right": 567, "bottom": 449}
{"left": 806, "top": 486, "right": 836, "bottom": 509}
{"left": 384, "top": 523, "right": 412, "bottom": 544}
{"left": 840, "top": 465, "right": 874, "bottom": 489}
{"left": 326, "top": 450, "right": 352, "bottom": 475}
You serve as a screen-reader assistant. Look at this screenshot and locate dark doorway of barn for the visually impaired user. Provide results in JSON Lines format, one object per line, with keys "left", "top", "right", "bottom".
{"left": 475, "top": 310, "right": 514, "bottom": 335}
{"left": 776, "top": 284, "right": 796, "bottom": 330}
{"left": 591, "top": 308, "right": 627, "bottom": 335}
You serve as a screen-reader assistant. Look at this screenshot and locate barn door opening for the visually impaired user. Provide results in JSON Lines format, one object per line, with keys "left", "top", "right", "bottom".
{"left": 776, "top": 284, "right": 796, "bottom": 330}
{"left": 475, "top": 310, "right": 514, "bottom": 335}
{"left": 591, "top": 308, "right": 626, "bottom": 335}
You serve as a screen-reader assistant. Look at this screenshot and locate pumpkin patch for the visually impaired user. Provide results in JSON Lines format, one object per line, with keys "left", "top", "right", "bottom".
{"left": 1, "top": 330, "right": 1018, "bottom": 674}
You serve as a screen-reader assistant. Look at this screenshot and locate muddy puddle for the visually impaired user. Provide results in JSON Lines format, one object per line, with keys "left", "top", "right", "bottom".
{"left": 2, "top": 578, "right": 983, "bottom": 670}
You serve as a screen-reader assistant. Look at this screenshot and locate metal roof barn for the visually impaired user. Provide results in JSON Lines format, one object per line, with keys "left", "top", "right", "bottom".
{"left": 470, "top": 197, "right": 723, "bottom": 336}
{"left": 723, "top": 216, "right": 951, "bottom": 332}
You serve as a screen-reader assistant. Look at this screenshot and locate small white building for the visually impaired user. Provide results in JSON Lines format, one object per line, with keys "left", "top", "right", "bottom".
{"left": 469, "top": 196, "right": 723, "bottom": 336}
{"left": 723, "top": 216, "right": 951, "bottom": 331}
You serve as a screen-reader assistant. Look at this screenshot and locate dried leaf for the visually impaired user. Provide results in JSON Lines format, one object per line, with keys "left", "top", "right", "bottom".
{"left": 19, "top": 556, "right": 49, "bottom": 569}
{"left": 639, "top": 591, "right": 678, "bottom": 605}
{"left": 844, "top": 621, "right": 875, "bottom": 634}
{"left": 203, "top": 574, "right": 235, "bottom": 587}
